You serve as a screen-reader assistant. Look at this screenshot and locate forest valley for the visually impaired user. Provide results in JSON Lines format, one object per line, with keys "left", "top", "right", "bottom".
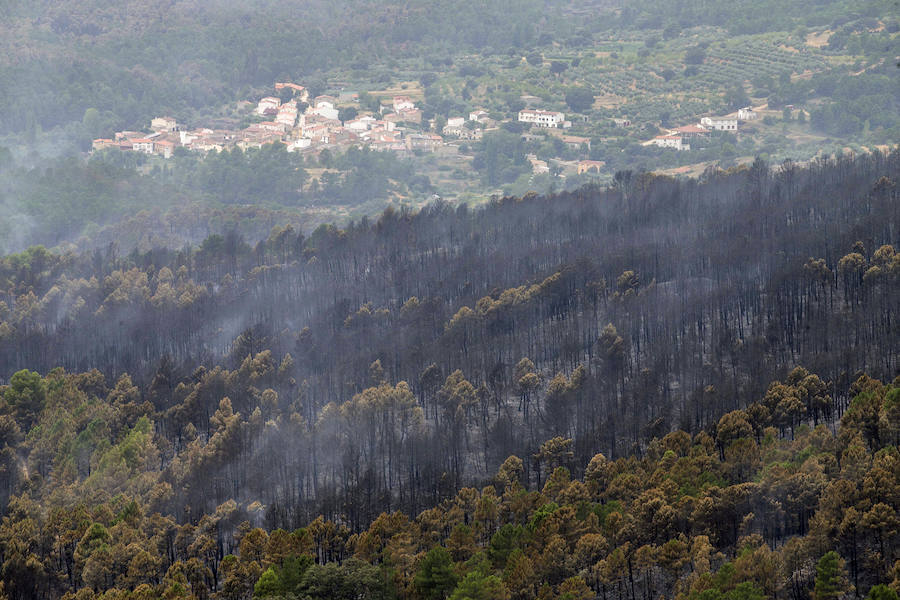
{"left": 0, "top": 150, "right": 898, "bottom": 599}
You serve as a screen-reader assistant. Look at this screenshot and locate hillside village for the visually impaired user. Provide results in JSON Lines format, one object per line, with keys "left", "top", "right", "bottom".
{"left": 94, "top": 83, "right": 476, "bottom": 156}
{"left": 3, "top": 0, "right": 889, "bottom": 209}
{"left": 646, "top": 112, "right": 754, "bottom": 150}
{"left": 92, "top": 79, "right": 761, "bottom": 182}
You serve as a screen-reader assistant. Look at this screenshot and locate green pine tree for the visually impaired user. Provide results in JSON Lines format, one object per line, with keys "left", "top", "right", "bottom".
{"left": 414, "top": 546, "right": 458, "bottom": 600}
{"left": 814, "top": 551, "right": 850, "bottom": 600}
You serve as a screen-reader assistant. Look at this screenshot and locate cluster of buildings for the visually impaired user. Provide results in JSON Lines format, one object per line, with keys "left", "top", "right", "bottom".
{"left": 90, "top": 71, "right": 768, "bottom": 184}
{"left": 645, "top": 107, "right": 757, "bottom": 151}
{"left": 524, "top": 155, "right": 607, "bottom": 179}
{"left": 249, "top": 90, "right": 436, "bottom": 154}
{"left": 93, "top": 84, "right": 448, "bottom": 159}
{"left": 91, "top": 115, "right": 181, "bottom": 158}
{"left": 441, "top": 110, "right": 497, "bottom": 139}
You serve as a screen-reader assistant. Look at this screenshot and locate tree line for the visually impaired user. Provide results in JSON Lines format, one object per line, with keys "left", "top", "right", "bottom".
{"left": 1, "top": 150, "right": 897, "bottom": 433}
{"left": 0, "top": 149, "right": 897, "bottom": 599}
{"left": 0, "top": 366, "right": 897, "bottom": 600}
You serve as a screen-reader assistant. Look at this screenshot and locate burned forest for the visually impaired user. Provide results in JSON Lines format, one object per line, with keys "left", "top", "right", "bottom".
{"left": 0, "top": 151, "right": 898, "bottom": 600}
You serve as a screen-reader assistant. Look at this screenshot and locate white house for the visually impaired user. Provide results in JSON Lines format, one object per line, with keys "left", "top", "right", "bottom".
{"left": 131, "top": 139, "right": 154, "bottom": 154}
{"left": 276, "top": 102, "right": 298, "bottom": 127}
{"left": 346, "top": 116, "right": 377, "bottom": 131}
{"left": 700, "top": 117, "right": 738, "bottom": 131}
{"left": 180, "top": 130, "right": 207, "bottom": 146}
{"left": 651, "top": 135, "right": 689, "bottom": 150}
{"left": 303, "top": 122, "right": 332, "bottom": 143}
{"left": 256, "top": 97, "right": 281, "bottom": 115}
{"left": 446, "top": 116, "right": 465, "bottom": 128}
{"left": 737, "top": 107, "right": 758, "bottom": 121}
{"left": 518, "top": 109, "right": 566, "bottom": 128}
{"left": 469, "top": 110, "right": 489, "bottom": 122}
{"left": 286, "top": 138, "right": 312, "bottom": 152}
{"left": 313, "top": 105, "right": 340, "bottom": 121}
{"left": 393, "top": 96, "right": 415, "bottom": 112}
{"left": 309, "top": 98, "right": 340, "bottom": 121}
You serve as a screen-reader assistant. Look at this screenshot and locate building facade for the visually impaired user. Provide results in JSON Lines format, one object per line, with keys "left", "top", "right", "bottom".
{"left": 651, "top": 135, "right": 688, "bottom": 150}
{"left": 700, "top": 117, "right": 738, "bottom": 131}
{"left": 518, "top": 109, "right": 566, "bottom": 128}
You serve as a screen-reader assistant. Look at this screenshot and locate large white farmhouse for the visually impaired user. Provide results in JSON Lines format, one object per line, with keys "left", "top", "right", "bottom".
{"left": 651, "top": 135, "right": 689, "bottom": 150}
{"left": 737, "top": 107, "right": 758, "bottom": 121}
{"left": 700, "top": 117, "right": 738, "bottom": 131}
{"left": 393, "top": 96, "right": 416, "bottom": 112}
{"left": 518, "top": 109, "right": 566, "bottom": 128}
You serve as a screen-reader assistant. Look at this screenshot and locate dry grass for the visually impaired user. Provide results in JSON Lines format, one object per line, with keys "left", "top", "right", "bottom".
{"left": 593, "top": 94, "right": 627, "bottom": 109}
{"left": 656, "top": 163, "right": 712, "bottom": 178}
{"left": 805, "top": 31, "right": 833, "bottom": 48}
{"left": 367, "top": 82, "right": 425, "bottom": 99}
{"left": 785, "top": 130, "right": 828, "bottom": 144}
{"left": 305, "top": 168, "right": 341, "bottom": 179}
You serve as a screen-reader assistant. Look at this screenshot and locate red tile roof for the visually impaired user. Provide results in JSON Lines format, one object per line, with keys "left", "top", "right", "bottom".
{"left": 674, "top": 125, "right": 707, "bottom": 134}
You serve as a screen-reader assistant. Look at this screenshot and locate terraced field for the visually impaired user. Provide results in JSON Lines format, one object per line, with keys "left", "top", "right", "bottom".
{"left": 697, "top": 39, "right": 828, "bottom": 86}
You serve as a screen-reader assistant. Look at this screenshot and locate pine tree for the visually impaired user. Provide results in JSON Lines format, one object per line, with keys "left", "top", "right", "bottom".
{"left": 814, "top": 551, "right": 850, "bottom": 600}
{"left": 414, "top": 546, "right": 458, "bottom": 600}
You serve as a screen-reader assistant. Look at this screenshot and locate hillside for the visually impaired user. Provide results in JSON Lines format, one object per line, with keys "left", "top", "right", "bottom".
{"left": 0, "top": 0, "right": 896, "bottom": 256}
{"left": 1, "top": 360, "right": 898, "bottom": 599}
{"left": 0, "top": 150, "right": 898, "bottom": 598}
{"left": 0, "top": 2, "right": 899, "bottom": 598}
